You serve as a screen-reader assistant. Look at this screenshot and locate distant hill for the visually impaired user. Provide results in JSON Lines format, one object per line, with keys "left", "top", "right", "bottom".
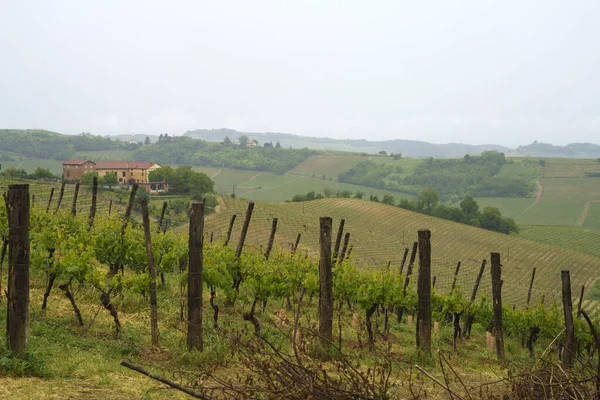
{"left": 516, "top": 141, "right": 600, "bottom": 158}
{"left": 184, "top": 128, "right": 511, "bottom": 158}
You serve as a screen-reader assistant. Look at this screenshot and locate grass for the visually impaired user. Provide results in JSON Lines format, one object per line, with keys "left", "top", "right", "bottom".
{"left": 519, "top": 225, "right": 600, "bottom": 259}
{"left": 0, "top": 156, "right": 63, "bottom": 175}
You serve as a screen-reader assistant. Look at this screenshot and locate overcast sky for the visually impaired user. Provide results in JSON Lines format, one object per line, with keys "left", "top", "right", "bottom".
{"left": 1, "top": 1, "right": 599, "bottom": 147}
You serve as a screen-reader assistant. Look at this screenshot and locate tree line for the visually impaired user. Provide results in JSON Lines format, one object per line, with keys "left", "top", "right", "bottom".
{"left": 338, "top": 151, "right": 533, "bottom": 201}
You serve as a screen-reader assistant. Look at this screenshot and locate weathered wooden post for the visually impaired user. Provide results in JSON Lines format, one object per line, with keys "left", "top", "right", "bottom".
{"left": 88, "top": 177, "right": 98, "bottom": 229}
{"left": 157, "top": 201, "right": 168, "bottom": 233}
{"left": 6, "top": 184, "right": 30, "bottom": 358}
{"left": 224, "top": 214, "right": 236, "bottom": 247}
{"left": 232, "top": 202, "right": 254, "bottom": 292}
{"left": 108, "top": 199, "right": 113, "bottom": 216}
{"left": 45, "top": 187, "right": 54, "bottom": 213}
{"left": 397, "top": 241, "right": 418, "bottom": 322}
{"left": 526, "top": 268, "right": 536, "bottom": 308}
{"left": 491, "top": 252, "right": 504, "bottom": 360}
{"left": 292, "top": 233, "right": 301, "bottom": 254}
{"left": 71, "top": 182, "right": 80, "bottom": 217}
{"left": 264, "top": 218, "right": 278, "bottom": 260}
{"left": 338, "top": 232, "right": 351, "bottom": 265}
{"left": 561, "top": 270, "right": 575, "bottom": 368}
{"left": 450, "top": 261, "right": 461, "bottom": 293}
{"left": 319, "top": 217, "right": 333, "bottom": 349}
{"left": 121, "top": 184, "right": 138, "bottom": 236}
{"left": 416, "top": 229, "right": 432, "bottom": 357}
{"left": 140, "top": 197, "right": 159, "bottom": 347}
{"left": 332, "top": 219, "right": 345, "bottom": 264}
{"left": 577, "top": 285, "right": 585, "bottom": 317}
{"left": 464, "top": 259, "right": 487, "bottom": 336}
{"left": 399, "top": 247, "right": 409, "bottom": 274}
{"left": 54, "top": 181, "right": 65, "bottom": 214}
{"left": 187, "top": 201, "right": 205, "bottom": 351}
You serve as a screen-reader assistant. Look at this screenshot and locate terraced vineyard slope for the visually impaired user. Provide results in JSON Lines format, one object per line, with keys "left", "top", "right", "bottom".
{"left": 205, "top": 197, "right": 600, "bottom": 313}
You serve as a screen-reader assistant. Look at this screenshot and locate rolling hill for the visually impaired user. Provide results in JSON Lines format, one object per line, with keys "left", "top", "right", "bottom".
{"left": 204, "top": 197, "right": 600, "bottom": 314}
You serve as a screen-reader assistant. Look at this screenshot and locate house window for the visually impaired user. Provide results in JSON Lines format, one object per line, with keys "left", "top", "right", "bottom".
{"left": 119, "top": 178, "right": 123, "bottom": 183}
{"left": 67, "top": 171, "right": 70, "bottom": 177}
{"left": 122, "top": 171, "right": 126, "bottom": 177}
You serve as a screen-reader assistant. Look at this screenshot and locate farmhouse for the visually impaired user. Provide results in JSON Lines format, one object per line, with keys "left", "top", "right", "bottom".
{"left": 62, "top": 159, "right": 96, "bottom": 182}
{"left": 62, "top": 159, "right": 162, "bottom": 185}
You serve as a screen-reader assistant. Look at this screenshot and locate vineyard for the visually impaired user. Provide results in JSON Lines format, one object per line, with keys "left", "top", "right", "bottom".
{"left": 1, "top": 179, "right": 600, "bottom": 398}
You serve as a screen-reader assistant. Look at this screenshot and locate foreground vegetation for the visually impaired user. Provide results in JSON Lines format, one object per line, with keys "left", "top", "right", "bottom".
{"left": 2, "top": 182, "right": 600, "bottom": 398}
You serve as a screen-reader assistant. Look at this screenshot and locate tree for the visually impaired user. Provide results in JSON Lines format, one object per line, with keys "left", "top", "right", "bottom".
{"left": 0, "top": 168, "right": 27, "bottom": 179}
{"left": 379, "top": 150, "right": 387, "bottom": 156}
{"left": 275, "top": 141, "right": 281, "bottom": 149}
{"left": 82, "top": 172, "right": 98, "bottom": 186}
{"left": 102, "top": 172, "right": 118, "bottom": 188}
{"left": 354, "top": 191, "right": 364, "bottom": 199}
{"left": 460, "top": 195, "right": 479, "bottom": 223}
{"left": 238, "top": 135, "right": 249, "bottom": 147}
{"left": 144, "top": 136, "right": 151, "bottom": 145}
{"left": 381, "top": 195, "right": 395, "bottom": 205}
{"left": 29, "top": 167, "right": 55, "bottom": 180}
{"left": 417, "top": 188, "right": 439, "bottom": 213}
{"left": 252, "top": 139, "right": 259, "bottom": 146}
{"left": 222, "top": 136, "right": 233, "bottom": 146}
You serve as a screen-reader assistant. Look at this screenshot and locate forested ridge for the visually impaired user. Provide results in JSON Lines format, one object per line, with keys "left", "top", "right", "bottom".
{"left": 339, "top": 151, "right": 534, "bottom": 201}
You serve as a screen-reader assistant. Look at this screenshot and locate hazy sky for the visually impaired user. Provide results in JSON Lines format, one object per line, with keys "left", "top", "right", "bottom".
{"left": 1, "top": 1, "right": 599, "bottom": 147}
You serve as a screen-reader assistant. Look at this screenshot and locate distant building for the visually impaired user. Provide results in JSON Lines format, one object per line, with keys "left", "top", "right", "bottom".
{"left": 138, "top": 181, "right": 169, "bottom": 194}
{"left": 62, "top": 159, "right": 96, "bottom": 182}
{"left": 62, "top": 159, "right": 162, "bottom": 185}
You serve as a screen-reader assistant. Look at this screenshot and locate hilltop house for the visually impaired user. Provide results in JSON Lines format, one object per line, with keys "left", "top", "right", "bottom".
{"left": 62, "top": 159, "right": 163, "bottom": 186}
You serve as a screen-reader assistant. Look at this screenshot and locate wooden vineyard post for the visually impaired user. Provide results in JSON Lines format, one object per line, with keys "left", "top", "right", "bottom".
{"left": 397, "top": 241, "right": 418, "bottom": 322}
{"left": 526, "top": 267, "right": 536, "bottom": 308}
{"left": 464, "top": 259, "right": 487, "bottom": 336}
{"left": 338, "top": 232, "right": 351, "bottom": 265}
{"left": 54, "top": 181, "right": 65, "bottom": 214}
{"left": 108, "top": 199, "right": 112, "bottom": 216}
{"left": 88, "top": 176, "right": 98, "bottom": 229}
{"left": 187, "top": 202, "right": 205, "bottom": 351}
{"left": 157, "top": 201, "right": 168, "bottom": 233}
{"left": 332, "top": 219, "right": 345, "bottom": 264}
{"left": 577, "top": 285, "right": 585, "bottom": 317}
{"left": 264, "top": 218, "right": 278, "bottom": 260}
{"left": 71, "top": 182, "right": 80, "bottom": 217}
{"left": 121, "top": 184, "right": 138, "bottom": 236}
{"left": 292, "top": 233, "right": 301, "bottom": 254}
{"left": 224, "top": 214, "right": 236, "bottom": 247}
{"left": 416, "top": 229, "right": 432, "bottom": 357}
{"left": 232, "top": 202, "right": 254, "bottom": 292}
{"left": 399, "top": 247, "right": 409, "bottom": 274}
{"left": 491, "top": 252, "right": 504, "bottom": 360}
{"left": 319, "top": 217, "right": 333, "bottom": 349}
{"left": 561, "top": 270, "right": 575, "bottom": 368}
{"left": 45, "top": 187, "right": 54, "bottom": 213}
{"left": 450, "top": 261, "right": 461, "bottom": 293}
{"left": 6, "top": 184, "right": 30, "bottom": 358}
{"left": 140, "top": 197, "right": 159, "bottom": 347}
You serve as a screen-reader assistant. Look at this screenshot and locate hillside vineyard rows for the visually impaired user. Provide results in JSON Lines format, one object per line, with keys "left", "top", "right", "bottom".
{"left": 2, "top": 180, "right": 600, "bottom": 398}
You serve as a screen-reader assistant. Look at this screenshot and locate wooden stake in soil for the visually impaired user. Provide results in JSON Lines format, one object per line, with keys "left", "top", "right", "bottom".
{"left": 264, "top": 218, "right": 278, "bottom": 260}
{"left": 490, "top": 252, "right": 504, "bottom": 360}
{"left": 292, "top": 233, "right": 301, "bottom": 254}
{"left": 416, "top": 229, "right": 432, "bottom": 357}
{"left": 187, "top": 202, "right": 205, "bottom": 351}
{"left": 108, "top": 199, "right": 112, "bottom": 216}
{"left": 464, "top": 259, "right": 487, "bottom": 337}
{"left": 45, "top": 187, "right": 54, "bottom": 213}
{"left": 561, "top": 270, "right": 575, "bottom": 368}
{"left": 71, "top": 182, "right": 80, "bottom": 217}
{"left": 88, "top": 176, "right": 98, "bottom": 229}
{"left": 577, "top": 284, "right": 585, "bottom": 317}
{"left": 224, "top": 214, "right": 236, "bottom": 247}
{"left": 399, "top": 247, "right": 409, "bottom": 275}
{"left": 157, "top": 201, "right": 168, "bottom": 233}
{"left": 338, "top": 232, "right": 350, "bottom": 265}
{"left": 332, "top": 219, "right": 345, "bottom": 264}
{"left": 54, "top": 181, "right": 65, "bottom": 214}
{"left": 319, "top": 216, "right": 334, "bottom": 348}
{"left": 140, "top": 197, "right": 160, "bottom": 347}
{"left": 450, "top": 261, "right": 461, "bottom": 293}
{"left": 121, "top": 184, "right": 138, "bottom": 236}
{"left": 526, "top": 267, "right": 536, "bottom": 308}
{"left": 235, "top": 202, "right": 254, "bottom": 258}
{"left": 6, "top": 184, "right": 30, "bottom": 358}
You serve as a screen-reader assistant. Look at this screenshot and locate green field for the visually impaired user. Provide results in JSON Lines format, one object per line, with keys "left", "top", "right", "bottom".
{"left": 0, "top": 153, "right": 63, "bottom": 175}
{"left": 519, "top": 225, "right": 600, "bottom": 259}
{"left": 205, "top": 197, "right": 600, "bottom": 310}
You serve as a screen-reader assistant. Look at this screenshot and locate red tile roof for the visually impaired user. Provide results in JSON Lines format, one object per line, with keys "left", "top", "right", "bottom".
{"left": 94, "top": 161, "right": 155, "bottom": 170}
{"left": 63, "top": 159, "right": 95, "bottom": 165}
